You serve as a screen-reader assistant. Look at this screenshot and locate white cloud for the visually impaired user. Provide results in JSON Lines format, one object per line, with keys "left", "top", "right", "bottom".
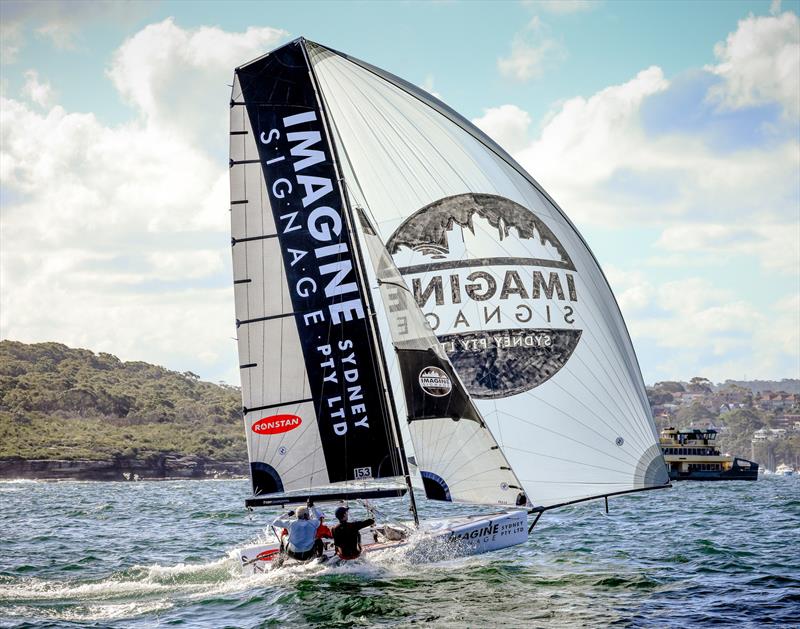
{"left": 498, "top": 17, "right": 565, "bottom": 82}
{"left": 608, "top": 272, "right": 799, "bottom": 380}
{"left": 21, "top": 70, "right": 54, "bottom": 108}
{"left": 656, "top": 223, "right": 800, "bottom": 275}
{"left": 0, "top": 1, "right": 152, "bottom": 62}
{"left": 108, "top": 18, "right": 286, "bottom": 145}
{"left": 472, "top": 104, "right": 532, "bottom": 153}
{"left": 0, "top": 20, "right": 288, "bottom": 382}
{"left": 604, "top": 266, "right": 654, "bottom": 313}
{"left": 487, "top": 13, "right": 800, "bottom": 379}
{"left": 706, "top": 10, "right": 800, "bottom": 117}
{"left": 498, "top": 63, "right": 799, "bottom": 276}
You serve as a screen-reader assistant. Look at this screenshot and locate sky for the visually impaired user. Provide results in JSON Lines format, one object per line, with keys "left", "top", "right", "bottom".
{"left": 1, "top": 0, "right": 798, "bottom": 386}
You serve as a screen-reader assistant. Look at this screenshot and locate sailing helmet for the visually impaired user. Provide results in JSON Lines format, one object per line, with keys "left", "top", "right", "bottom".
{"left": 334, "top": 506, "right": 349, "bottom": 521}
{"left": 296, "top": 506, "right": 309, "bottom": 520}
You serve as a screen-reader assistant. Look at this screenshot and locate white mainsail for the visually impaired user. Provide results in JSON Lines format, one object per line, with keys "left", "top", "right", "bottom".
{"left": 305, "top": 41, "right": 669, "bottom": 509}
{"left": 230, "top": 58, "right": 408, "bottom": 504}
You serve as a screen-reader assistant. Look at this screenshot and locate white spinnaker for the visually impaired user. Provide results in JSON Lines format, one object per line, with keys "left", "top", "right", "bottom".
{"left": 353, "top": 209, "right": 526, "bottom": 507}
{"left": 307, "top": 43, "right": 668, "bottom": 508}
{"left": 230, "top": 74, "right": 329, "bottom": 495}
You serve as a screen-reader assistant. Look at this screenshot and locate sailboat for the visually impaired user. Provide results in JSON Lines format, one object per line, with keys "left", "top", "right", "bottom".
{"left": 230, "top": 38, "right": 670, "bottom": 573}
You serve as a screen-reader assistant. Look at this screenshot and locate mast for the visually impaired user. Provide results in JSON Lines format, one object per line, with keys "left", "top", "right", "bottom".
{"left": 299, "top": 39, "right": 419, "bottom": 527}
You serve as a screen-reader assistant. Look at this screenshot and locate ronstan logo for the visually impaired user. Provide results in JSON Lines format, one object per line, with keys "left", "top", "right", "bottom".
{"left": 252, "top": 414, "right": 302, "bottom": 435}
{"left": 419, "top": 367, "right": 452, "bottom": 397}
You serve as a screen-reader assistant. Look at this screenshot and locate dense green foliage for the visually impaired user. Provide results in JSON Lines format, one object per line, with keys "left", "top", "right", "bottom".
{"left": 0, "top": 341, "right": 245, "bottom": 461}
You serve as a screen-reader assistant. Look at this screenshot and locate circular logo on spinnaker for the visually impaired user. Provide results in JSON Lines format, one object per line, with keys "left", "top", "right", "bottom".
{"left": 419, "top": 367, "right": 452, "bottom": 397}
{"left": 387, "top": 193, "right": 583, "bottom": 400}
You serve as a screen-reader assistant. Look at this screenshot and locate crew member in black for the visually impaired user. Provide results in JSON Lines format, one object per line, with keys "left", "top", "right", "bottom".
{"left": 332, "top": 506, "right": 375, "bottom": 560}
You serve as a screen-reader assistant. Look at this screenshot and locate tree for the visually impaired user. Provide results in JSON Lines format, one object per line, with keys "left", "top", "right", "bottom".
{"left": 688, "top": 377, "right": 713, "bottom": 393}
{"left": 675, "top": 402, "right": 716, "bottom": 428}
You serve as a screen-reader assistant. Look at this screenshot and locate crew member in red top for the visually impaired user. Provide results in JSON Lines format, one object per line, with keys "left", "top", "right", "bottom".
{"left": 332, "top": 506, "right": 375, "bottom": 560}
{"left": 316, "top": 515, "right": 333, "bottom": 540}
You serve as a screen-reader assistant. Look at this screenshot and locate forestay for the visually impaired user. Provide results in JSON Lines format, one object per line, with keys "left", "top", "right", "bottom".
{"left": 230, "top": 45, "right": 404, "bottom": 500}
{"left": 305, "top": 40, "right": 669, "bottom": 508}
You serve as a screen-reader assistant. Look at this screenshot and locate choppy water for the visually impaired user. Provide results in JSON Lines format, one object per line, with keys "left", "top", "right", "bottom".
{"left": 1, "top": 477, "right": 798, "bottom": 628}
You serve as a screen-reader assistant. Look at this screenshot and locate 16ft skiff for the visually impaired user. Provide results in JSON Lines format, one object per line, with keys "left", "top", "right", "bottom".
{"left": 229, "top": 38, "right": 670, "bottom": 573}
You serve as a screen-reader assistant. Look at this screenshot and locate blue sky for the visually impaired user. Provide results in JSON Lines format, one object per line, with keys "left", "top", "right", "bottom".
{"left": 1, "top": 0, "right": 798, "bottom": 385}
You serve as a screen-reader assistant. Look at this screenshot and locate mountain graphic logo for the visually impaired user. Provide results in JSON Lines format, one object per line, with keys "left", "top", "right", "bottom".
{"left": 418, "top": 366, "right": 452, "bottom": 397}
{"left": 387, "top": 193, "right": 582, "bottom": 399}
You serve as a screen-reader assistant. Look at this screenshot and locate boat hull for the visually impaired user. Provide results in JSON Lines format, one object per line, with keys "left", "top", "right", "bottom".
{"left": 240, "top": 509, "right": 528, "bottom": 575}
{"left": 668, "top": 465, "right": 759, "bottom": 481}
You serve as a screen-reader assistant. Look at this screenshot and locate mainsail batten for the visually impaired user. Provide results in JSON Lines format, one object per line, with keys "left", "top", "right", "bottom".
{"left": 304, "top": 41, "right": 669, "bottom": 508}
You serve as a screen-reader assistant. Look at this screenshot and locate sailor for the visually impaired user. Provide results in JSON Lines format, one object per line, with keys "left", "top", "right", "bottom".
{"left": 316, "top": 515, "right": 333, "bottom": 541}
{"left": 332, "top": 506, "right": 375, "bottom": 560}
{"left": 271, "top": 500, "right": 325, "bottom": 561}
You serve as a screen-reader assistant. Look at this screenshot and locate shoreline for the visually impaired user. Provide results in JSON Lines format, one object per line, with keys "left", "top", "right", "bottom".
{"left": 0, "top": 457, "right": 248, "bottom": 482}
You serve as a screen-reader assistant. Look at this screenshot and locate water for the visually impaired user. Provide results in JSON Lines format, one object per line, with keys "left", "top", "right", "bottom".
{"left": 1, "top": 478, "right": 798, "bottom": 628}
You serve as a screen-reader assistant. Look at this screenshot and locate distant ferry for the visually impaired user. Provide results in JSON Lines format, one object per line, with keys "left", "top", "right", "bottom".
{"left": 775, "top": 463, "right": 795, "bottom": 476}
{"left": 660, "top": 428, "right": 758, "bottom": 481}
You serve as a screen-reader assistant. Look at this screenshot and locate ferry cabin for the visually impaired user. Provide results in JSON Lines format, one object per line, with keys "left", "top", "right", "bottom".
{"left": 659, "top": 428, "right": 758, "bottom": 481}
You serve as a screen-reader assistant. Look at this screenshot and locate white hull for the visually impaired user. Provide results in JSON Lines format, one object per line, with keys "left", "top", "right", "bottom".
{"left": 240, "top": 509, "right": 528, "bottom": 575}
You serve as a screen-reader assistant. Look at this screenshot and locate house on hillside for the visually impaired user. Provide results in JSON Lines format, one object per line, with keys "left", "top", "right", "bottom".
{"left": 755, "top": 391, "right": 799, "bottom": 411}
